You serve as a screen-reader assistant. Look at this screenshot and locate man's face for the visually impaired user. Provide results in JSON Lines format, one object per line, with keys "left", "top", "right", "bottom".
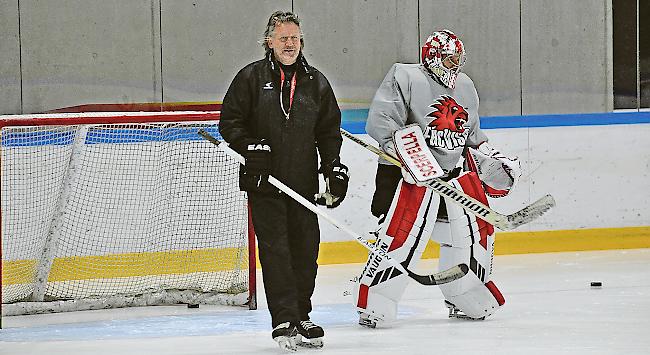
{"left": 268, "top": 22, "right": 301, "bottom": 65}
{"left": 442, "top": 53, "right": 462, "bottom": 71}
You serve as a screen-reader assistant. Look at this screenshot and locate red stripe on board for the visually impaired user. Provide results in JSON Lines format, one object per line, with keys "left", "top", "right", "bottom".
{"left": 385, "top": 183, "right": 427, "bottom": 252}
{"left": 357, "top": 284, "right": 369, "bottom": 309}
{"left": 49, "top": 102, "right": 223, "bottom": 113}
{"left": 457, "top": 172, "right": 494, "bottom": 249}
{"left": 485, "top": 281, "right": 506, "bottom": 306}
{"left": 0, "top": 112, "right": 220, "bottom": 128}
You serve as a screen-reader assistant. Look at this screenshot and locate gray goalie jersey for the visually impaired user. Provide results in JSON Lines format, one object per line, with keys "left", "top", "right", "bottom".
{"left": 366, "top": 63, "right": 488, "bottom": 173}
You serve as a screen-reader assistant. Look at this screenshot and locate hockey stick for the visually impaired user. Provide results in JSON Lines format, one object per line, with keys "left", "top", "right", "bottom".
{"left": 340, "top": 128, "right": 556, "bottom": 230}
{"left": 198, "top": 129, "right": 468, "bottom": 286}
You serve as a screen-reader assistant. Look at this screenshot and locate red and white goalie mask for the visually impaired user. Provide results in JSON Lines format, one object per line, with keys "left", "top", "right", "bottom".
{"left": 421, "top": 29, "right": 466, "bottom": 89}
{"left": 464, "top": 143, "right": 522, "bottom": 198}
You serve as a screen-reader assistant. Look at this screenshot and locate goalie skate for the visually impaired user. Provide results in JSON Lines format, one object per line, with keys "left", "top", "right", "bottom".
{"left": 444, "top": 300, "right": 485, "bottom": 320}
{"left": 272, "top": 322, "right": 298, "bottom": 352}
{"left": 358, "top": 312, "right": 379, "bottom": 328}
{"left": 296, "top": 320, "right": 324, "bottom": 349}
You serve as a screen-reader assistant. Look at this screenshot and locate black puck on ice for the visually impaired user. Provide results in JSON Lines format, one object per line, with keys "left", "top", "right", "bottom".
{"left": 590, "top": 281, "right": 602, "bottom": 287}
{"left": 187, "top": 303, "right": 200, "bottom": 308}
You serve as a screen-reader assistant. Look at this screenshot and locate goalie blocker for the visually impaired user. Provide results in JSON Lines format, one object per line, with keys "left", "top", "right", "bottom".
{"left": 354, "top": 171, "right": 505, "bottom": 324}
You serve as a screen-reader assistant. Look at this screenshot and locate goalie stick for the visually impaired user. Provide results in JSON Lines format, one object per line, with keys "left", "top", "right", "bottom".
{"left": 340, "top": 128, "right": 555, "bottom": 230}
{"left": 198, "top": 129, "right": 468, "bottom": 286}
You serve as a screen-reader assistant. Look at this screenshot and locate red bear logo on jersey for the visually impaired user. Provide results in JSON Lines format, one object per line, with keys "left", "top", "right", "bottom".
{"left": 424, "top": 96, "right": 469, "bottom": 150}
{"left": 427, "top": 95, "right": 468, "bottom": 133}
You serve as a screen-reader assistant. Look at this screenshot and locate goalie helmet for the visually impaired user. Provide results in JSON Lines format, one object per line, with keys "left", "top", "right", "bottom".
{"left": 421, "top": 30, "right": 466, "bottom": 89}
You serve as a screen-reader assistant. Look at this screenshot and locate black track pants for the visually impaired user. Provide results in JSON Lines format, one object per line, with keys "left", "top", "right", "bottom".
{"left": 248, "top": 192, "right": 320, "bottom": 328}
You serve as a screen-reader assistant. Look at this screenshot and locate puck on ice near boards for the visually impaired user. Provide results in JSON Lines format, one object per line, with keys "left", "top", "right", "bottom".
{"left": 590, "top": 281, "right": 602, "bottom": 287}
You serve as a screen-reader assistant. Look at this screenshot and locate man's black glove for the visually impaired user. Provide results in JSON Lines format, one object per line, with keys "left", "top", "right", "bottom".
{"left": 314, "top": 159, "right": 349, "bottom": 208}
{"left": 244, "top": 139, "right": 271, "bottom": 175}
{"left": 238, "top": 139, "right": 275, "bottom": 193}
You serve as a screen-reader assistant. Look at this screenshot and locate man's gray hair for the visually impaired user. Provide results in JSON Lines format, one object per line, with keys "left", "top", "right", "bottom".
{"left": 262, "top": 10, "right": 304, "bottom": 52}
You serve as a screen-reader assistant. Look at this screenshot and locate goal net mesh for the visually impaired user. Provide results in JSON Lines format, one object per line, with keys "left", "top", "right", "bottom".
{"left": 1, "top": 112, "right": 252, "bottom": 315}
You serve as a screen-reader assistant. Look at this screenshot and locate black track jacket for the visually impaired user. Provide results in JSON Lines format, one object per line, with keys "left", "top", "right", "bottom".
{"left": 219, "top": 52, "right": 343, "bottom": 198}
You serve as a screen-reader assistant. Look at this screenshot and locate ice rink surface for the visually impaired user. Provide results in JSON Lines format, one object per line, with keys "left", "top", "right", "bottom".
{"left": 1, "top": 249, "right": 649, "bottom": 355}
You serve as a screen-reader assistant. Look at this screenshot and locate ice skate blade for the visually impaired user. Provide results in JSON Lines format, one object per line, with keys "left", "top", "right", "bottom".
{"left": 274, "top": 336, "right": 298, "bottom": 352}
{"left": 297, "top": 336, "right": 324, "bottom": 349}
{"left": 358, "top": 317, "right": 377, "bottom": 328}
{"left": 445, "top": 301, "right": 485, "bottom": 320}
{"left": 448, "top": 313, "right": 485, "bottom": 321}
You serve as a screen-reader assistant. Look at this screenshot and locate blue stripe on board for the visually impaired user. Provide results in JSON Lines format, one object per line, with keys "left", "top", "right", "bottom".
{"left": 340, "top": 110, "right": 650, "bottom": 133}
{"left": 85, "top": 126, "right": 221, "bottom": 144}
{"left": 481, "top": 111, "right": 650, "bottom": 129}
{"left": 1, "top": 130, "right": 75, "bottom": 146}
{"left": 3, "top": 111, "right": 648, "bottom": 146}
{"left": 1, "top": 126, "right": 222, "bottom": 147}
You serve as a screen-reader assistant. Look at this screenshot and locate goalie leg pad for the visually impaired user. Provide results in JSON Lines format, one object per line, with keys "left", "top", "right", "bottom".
{"left": 355, "top": 181, "right": 440, "bottom": 323}
{"left": 435, "top": 171, "right": 495, "bottom": 250}
{"left": 443, "top": 274, "right": 505, "bottom": 319}
{"left": 434, "top": 172, "right": 503, "bottom": 318}
{"left": 438, "top": 238, "right": 503, "bottom": 319}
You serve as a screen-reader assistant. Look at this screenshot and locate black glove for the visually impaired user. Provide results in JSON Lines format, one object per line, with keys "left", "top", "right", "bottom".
{"left": 243, "top": 139, "right": 271, "bottom": 176}
{"left": 238, "top": 139, "right": 276, "bottom": 193}
{"left": 315, "top": 159, "right": 349, "bottom": 208}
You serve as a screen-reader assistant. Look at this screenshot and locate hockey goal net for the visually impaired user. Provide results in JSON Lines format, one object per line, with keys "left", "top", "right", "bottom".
{"left": 0, "top": 111, "right": 256, "bottom": 320}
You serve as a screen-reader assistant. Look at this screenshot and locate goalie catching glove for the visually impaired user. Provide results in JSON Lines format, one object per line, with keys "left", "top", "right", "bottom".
{"left": 314, "top": 158, "right": 349, "bottom": 208}
{"left": 464, "top": 142, "right": 522, "bottom": 197}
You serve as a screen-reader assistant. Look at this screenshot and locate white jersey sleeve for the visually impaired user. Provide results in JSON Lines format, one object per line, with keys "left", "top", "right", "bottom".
{"left": 365, "top": 64, "right": 410, "bottom": 154}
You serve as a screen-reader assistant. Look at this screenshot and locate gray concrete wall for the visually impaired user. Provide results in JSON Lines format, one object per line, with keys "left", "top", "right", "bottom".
{"left": 160, "top": 0, "right": 290, "bottom": 102}
{"left": 0, "top": 0, "right": 612, "bottom": 116}
{"left": 521, "top": 0, "right": 613, "bottom": 114}
{"left": 0, "top": 0, "right": 21, "bottom": 115}
{"left": 18, "top": 0, "right": 164, "bottom": 114}
{"left": 295, "top": 0, "right": 419, "bottom": 104}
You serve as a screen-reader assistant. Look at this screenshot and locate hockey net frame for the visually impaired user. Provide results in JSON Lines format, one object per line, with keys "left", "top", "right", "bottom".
{"left": 0, "top": 111, "right": 257, "bottom": 327}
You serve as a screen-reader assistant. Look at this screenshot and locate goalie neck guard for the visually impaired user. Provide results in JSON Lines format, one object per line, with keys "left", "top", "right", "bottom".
{"left": 421, "top": 29, "right": 466, "bottom": 89}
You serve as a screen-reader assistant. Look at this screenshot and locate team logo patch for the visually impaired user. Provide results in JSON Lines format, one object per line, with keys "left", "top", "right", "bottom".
{"left": 424, "top": 95, "right": 469, "bottom": 149}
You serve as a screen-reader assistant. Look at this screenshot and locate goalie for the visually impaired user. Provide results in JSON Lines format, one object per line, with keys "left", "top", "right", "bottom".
{"left": 354, "top": 30, "right": 522, "bottom": 327}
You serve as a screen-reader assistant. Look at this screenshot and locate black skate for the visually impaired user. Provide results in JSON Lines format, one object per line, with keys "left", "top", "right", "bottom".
{"left": 297, "top": 320, "right": 324, "bottom": 348}
{"left": 358, "top": 312, "right": 378, "bottom": 328}
{"left": 272, "top": 322, "right": 298, "bottom": 352}
{"left": 444, "top": 300, "right": 485, "bottom": 320}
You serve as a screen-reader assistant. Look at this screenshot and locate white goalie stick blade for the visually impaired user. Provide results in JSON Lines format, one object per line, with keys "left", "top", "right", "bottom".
{"left": 339, "top": 128, "right": 556, "bottom": 230}
{"left": 198, "top": 129, "right": 468, "bottom": 286}
{"left": 393, "top": 124, "right": 444, "bottom": 181}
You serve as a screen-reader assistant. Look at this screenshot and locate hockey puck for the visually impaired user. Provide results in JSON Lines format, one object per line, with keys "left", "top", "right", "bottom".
{"left": 187, "top": 303, "right": 200, "bottom": 308}
{"left": 590, "top": 281, "right": 602, "bottom": 287}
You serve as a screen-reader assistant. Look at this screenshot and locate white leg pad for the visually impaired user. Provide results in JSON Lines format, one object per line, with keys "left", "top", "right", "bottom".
{"left": 435, "top": 172, "right": 505, "bottom": 319}
{"left": 354, "top": 277, "right": 400, "bottom": 322}
{"left": 355, "top": 181, "right": 439, "bottom": 323}
{"left": 444, "top": 274, "right": 504, "bottom": 319}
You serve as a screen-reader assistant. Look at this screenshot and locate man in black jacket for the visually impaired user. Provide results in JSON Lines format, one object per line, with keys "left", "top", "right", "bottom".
{"left": 218, "top": 10, "right": 349, "bottom": 352}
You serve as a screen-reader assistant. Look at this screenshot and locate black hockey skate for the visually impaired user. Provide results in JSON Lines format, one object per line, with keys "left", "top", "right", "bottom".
{"left": 444, "top": 300, "right": 485, "bottom": 320}
{"left": 358, "top": 312, "right": 378, "bottom": 328}
{"left": 272, "top": 322, "right": 298, "bottom": 352}
{"left": 297, "top": 320, "right": 324, "bottom": 348}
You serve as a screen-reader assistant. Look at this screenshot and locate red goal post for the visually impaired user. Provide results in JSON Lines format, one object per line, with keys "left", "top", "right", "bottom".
{"left": 0, "top": 111, "right": 257, "bottom": 327}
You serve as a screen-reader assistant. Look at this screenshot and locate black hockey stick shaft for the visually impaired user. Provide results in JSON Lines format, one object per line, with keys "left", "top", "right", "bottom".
{"left": 340, "top": 128, "right": 555, "bottom": 230}
{"left": 198, "top": 129, "right": 468, "bottom": 286}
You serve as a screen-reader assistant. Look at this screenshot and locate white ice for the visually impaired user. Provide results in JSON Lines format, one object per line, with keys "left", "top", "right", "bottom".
{"left": 1, "top": 249, "right": 649, "bottom": 355}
